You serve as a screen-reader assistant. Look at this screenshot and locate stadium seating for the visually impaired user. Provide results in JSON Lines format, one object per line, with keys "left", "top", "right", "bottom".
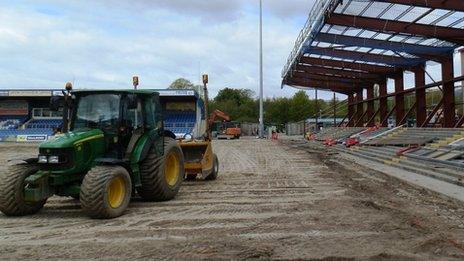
{"left": 164, "top": 111, "right": 196, "bottom": 136}
{"left": 0, "top": 116, "right": 27, "bottom": 130}
{"left": 26, "top": 119, "right": 62, "bottom": 129}
{"left": 0, "top": 117, "right": 61, "bottom": 140}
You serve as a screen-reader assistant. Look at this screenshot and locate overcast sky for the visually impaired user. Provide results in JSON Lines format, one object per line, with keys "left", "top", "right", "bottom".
{"left": 0, "top": 0, "right": 318, "bottom": 98}
{"left": 1, "top": 1, "right": 462, "bottom": 100}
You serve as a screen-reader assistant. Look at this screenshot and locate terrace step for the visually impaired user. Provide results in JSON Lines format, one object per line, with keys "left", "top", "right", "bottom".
{"left": 341, "top": 148, "right": 464, "bottom": 187}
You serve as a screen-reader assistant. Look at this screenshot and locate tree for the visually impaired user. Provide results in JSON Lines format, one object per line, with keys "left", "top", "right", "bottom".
{"left": 288, "top": 90, "right": 312, "bottom": 122}
{"left": 209, "top": 88, "right": 257, "bottom": 122}
{"left": 214, "top": 88, "right": 255, "bottom": 106}
{"left": 169, "top": 78, "right": 195, "bottom": 89}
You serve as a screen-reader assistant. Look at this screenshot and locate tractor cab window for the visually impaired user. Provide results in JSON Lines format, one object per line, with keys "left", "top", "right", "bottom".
{"left": 73, "top": 94, "right": 120, "bottom": 132}
{"left": 125, "top": 101, "right": 143, "bottom": 129}
{"left": 143, "top": 97, "right": 157, "bottom": 129}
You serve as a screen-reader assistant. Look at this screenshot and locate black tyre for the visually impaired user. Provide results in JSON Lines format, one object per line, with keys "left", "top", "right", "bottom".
{"left": 138, "top": 137, "right": 184, "bottom": 201}
{"left": 185, "top": 174, "right": 197, "bottom": 181}
{"left": 0, "top": 163, "right": 46, "bottom": 216}
{"left": 205, "top": 154, "right": 219, "bottom": 181}
{"left": 80, "top": 166, "right": 132, "bottom": 219}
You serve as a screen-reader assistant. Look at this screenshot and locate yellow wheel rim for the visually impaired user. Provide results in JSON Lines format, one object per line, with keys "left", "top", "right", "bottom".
{"left": 108, "top": 176, "right": 126, "bottom": 209}
{"left": 165, "top": 152, "right": 180, "bottom": 187}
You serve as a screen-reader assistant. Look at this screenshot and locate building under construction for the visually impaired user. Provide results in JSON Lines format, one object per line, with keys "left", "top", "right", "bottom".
{"left": 282, "top": 1, "right": 464, "bottom": 188}
{"left": 283, "top": 0, "right": 464, "bottom": 128}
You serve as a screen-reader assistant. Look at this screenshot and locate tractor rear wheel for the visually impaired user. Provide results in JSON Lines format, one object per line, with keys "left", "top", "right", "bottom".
{"left": 0, "top": 163, "right": 47, "bottom": 216}
{"left": 80, "top": 166, "right": 132, "bottom": 219}
{"left": 205, "top": 154, "right": 219, "bottom": 181}
{"left": 138, "top": 137, "right": 184, "bottom": 201}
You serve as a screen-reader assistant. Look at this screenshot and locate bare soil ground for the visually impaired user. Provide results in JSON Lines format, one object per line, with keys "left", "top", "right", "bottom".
{"left": 1, "top": 138, "right": 464, "bottom": 260}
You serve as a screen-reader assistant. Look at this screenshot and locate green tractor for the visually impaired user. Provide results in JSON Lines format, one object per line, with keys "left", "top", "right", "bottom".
{"left": 0, "top": 84, "right": 185, "bottom": 219}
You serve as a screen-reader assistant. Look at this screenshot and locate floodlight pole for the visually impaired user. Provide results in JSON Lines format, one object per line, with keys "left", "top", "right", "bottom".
{"left": 461, "top": 49, "right": 464, "bottom": 116}
{"left": 258, "top": 0, "right": 264, "bottom": 138}
{"left": 315, "top": 88, "right": 318, "bottom": 131}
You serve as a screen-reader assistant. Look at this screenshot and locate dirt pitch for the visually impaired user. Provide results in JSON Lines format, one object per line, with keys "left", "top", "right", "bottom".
{"left": 1, "top": 137, "right": 464, "bottom": 260}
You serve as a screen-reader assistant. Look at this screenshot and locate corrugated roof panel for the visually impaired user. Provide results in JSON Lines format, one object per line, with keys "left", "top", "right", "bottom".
{"left": 396, "top": 6, "right": 430, "bottom": 22}
{"left": 373, "top": 33, "right": 392, "bottom": 40}
{"left": 343, "top": 28, "right": 364, "bottom": 36}
{"left": 339, "top": 1, "right": 371, "bottom": 16}
{"left": 361, "top": 2, "right": 393, "bottom": 17}
{"left": 417, "top": 9, "right": 451, "bottom": 25}
{"left": 437, "top": 12, "right": 464, "bottom": 27}
{"left": 379, "top": 4, "right": 410, "bottom": 20}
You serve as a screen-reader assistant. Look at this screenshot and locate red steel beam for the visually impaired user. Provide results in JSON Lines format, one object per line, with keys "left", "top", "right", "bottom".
{"left": 379, "top": 79, "right": 388, "bottom": 127}
{"left": 315, "top": 32, "right": 452, "bottom": 62}
{"left": 299, "top": 57, "right": 397, "bottom": 74}
{"left": 366, "top": 87, "right": 375, "bottom": 127}
{"left": 296, "top": 64, "right": 382, "bottom": 80}
{"left": 455, "top": 115, "right": 464, "bottom": 128}
{"left": 347, "top": 93, "right": 355, "bottom": 127}
{"left": 374, "top": 0, "right": 464, "bottom": 12}
{"left": 366, "top": 107, "right": 380, "bottom": 127}
{"left": 311, "top": 47, "right": 424, "bottom": 66}
{"left": 399, "top": 100, "right": 417, "bottom": 127}
{"left": 284, "top": 79, "right": 356, "bottom": 94}
{"left": 292, "top": 71, "right": 377, "bottom": 85}
{"left": 326, "top": 14, "right": 464, "bottom": 45}
{"left": 421, "top": 99, "right": 444, "bottom": 127}
{"left": 441, "top": 56, "right": 456, "bottom": 127}
{"left": 381, "top": 104, "right": 397, "bottom": 126}
{"left": 394, "top": 73, "right": 405, "bottom": 126}
{"left": 349, "top": 75, "right": 464, "bottom": 105}
{"left": 412, "top": 66, "right": 427, "bottom": 126}
{"left": 356, "top": 90, "right": 364, "bottom": 127}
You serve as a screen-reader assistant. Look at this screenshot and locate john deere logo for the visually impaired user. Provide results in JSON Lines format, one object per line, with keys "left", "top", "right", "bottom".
{"left": 46, "top": 149, "right": 51, "bottom": 153}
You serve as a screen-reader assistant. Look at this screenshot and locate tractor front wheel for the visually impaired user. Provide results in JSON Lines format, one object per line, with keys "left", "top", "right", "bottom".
{"left": 80, "top": 166, "right": 132, "bottom": 219}
{"left": 205, "top": 154, "right": 219, "bottom": 181}
{"left": 138, "top": 137, "right": 184, "bottom": 201}
{"left": 0, "top": 163, "right": 47, "bottom": 216}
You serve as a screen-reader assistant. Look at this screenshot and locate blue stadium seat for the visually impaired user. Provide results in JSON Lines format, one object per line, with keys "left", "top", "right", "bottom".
{"left": 164, "top": 110, "right": 196, "bottom": 136}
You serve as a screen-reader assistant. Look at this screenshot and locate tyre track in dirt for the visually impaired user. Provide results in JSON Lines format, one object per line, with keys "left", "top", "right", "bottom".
{"left": 1, "top": 138, "right": 464, "bottom": 259}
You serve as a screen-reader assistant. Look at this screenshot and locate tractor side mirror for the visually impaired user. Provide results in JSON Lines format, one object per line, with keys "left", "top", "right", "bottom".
{"left": 50, "top": 96, "right": 64, "bottom": 111}
{"left": 127, "top": 94, "right": 138, "bottom": 110}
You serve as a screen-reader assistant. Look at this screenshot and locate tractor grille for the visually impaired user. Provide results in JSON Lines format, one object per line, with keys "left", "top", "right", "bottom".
{"left": 38, "top": 148, "right": 74, "bottom": 170}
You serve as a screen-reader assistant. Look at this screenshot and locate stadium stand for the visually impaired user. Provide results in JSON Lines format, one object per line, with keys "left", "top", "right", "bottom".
{"left": 26, "top": 119, "right": 62, "bottom": 129}
{"left": 0, "top": 116, "right": 27, "bottom": 130}
{"left": 308, "top": 126, "right": 464, "bottom": 187}
{"left": 164, "top": 111, "right": 196, "bottom": 136}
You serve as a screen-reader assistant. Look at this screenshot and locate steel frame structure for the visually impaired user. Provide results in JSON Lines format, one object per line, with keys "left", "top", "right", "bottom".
{"left": 282, "top": 0, "right": 464, "bottom": 128}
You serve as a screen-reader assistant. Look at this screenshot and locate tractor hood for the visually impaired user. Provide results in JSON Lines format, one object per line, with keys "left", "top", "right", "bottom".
{"left": 40, "top": 129, "right": 105, "bottom": 149}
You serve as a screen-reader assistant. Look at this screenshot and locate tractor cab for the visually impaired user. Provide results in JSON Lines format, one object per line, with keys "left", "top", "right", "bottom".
{"left": 67, "top": 90, "right": 164, "bottom": 159}
{"left": 0, "top": 86, "right": 184, "bottom": 219}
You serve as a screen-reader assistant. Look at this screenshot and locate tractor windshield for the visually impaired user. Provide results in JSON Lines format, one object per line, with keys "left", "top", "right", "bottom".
{"left": 73, "top": 94, "right": 120, "bottom": 132}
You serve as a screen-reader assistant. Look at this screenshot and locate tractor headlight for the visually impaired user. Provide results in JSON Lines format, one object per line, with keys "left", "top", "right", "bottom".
{"left": 48, "top": 156, "right": 60, "bottom": 164}
{"left": 38, "top": 155, "right": 48, "bottom": 164}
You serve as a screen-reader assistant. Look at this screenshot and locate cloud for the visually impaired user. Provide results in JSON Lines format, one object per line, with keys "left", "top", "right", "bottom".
{"left": 266, "top": 0, "right": 317, "bottom": 18}
{"left": 0, "top": 0, "right": 317, "bottom": 99}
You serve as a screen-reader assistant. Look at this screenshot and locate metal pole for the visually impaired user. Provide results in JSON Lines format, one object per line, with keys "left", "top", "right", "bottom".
{"left": 203, "top": 75, "right": 211, "bottom": 141}
{"left": 258, "top": 0, "right": 264, "bottom": 138}
{"left": 461, "top": 49, "right": 464, "bottom": 116}
{"left": 315, "top": 88, "right": 318, "bottom": 131}
{"left": 333, "top": 92, "right": 336, "bottom": 127}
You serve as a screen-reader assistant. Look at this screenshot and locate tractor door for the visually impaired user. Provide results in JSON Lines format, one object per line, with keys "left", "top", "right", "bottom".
{"left": 120, "top": 95, "right": 144, "bottom": 159}
{"left": 141, "top": 94, "right": 164, "bottom": 157}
